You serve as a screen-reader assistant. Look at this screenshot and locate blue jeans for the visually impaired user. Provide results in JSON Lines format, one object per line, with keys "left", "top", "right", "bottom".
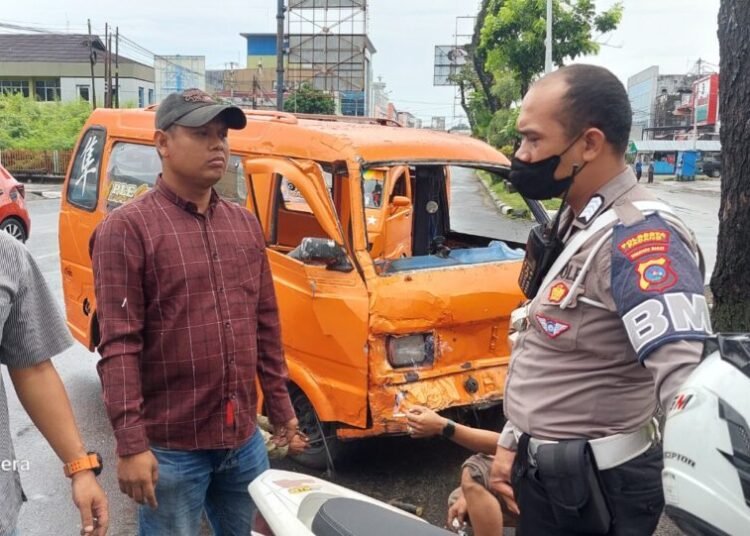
{"left": 139, "top": 429, "right": 269, "bottom": 536}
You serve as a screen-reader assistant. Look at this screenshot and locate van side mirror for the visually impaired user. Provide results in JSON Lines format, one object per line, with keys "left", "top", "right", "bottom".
{"left": 391, "top": 196, "right": 411, "bottom": 208}
{"left": 290, "top": 237, "right": 354, "bottom": 272}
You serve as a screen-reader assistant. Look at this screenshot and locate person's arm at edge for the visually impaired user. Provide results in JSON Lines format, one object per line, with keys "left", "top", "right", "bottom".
{"left": 406, "top": 406, "right": 499, "bottom": 454}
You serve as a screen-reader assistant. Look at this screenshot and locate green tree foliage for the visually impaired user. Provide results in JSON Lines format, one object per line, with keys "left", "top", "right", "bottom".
{"left": 458, "top": 0, "right": 623, "bottom": 148}
{"left": 481, "top": 0, "right": 623, "bottom": 96}
{"left": 0, "top": 94, "right": 92, "bottom": 150}
{"left": 283, "top": 84, "right": 336, "bottom": 115}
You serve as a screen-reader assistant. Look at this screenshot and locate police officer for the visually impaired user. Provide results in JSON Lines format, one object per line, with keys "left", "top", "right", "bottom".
{"left": 489, "top": 64, "right": 711, "bottom": 535}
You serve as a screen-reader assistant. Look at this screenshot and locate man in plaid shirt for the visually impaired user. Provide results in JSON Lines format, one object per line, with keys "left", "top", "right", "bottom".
{"left": 91, "top": 89, "right": 297, "bottom": 535}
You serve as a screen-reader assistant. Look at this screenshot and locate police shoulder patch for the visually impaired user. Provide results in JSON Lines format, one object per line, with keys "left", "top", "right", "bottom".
{"left": 611, "top": 213, "right": 710, "bottom": 361}
{"left": 547, "top": 281, "right": 570, "bottom": 303}
{"left": 636, "top": 256, "right": 678, "bottom": 292}
{"left": 578, "top": 195, "right": 604, "bottom": 225}
{"left": 617, "top": 228, "right": 671, "bottom": 261}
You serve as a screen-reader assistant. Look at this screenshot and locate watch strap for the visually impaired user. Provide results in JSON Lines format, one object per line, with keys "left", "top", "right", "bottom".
{"left": 63, "top": 453, "right": 101, "bottom": 478}
{"left": 441, "top": 419, "right": 456, "bottom": 438}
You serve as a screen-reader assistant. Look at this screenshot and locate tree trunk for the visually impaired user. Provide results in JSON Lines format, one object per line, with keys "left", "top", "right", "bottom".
{"left": 457, "top": 80, "right": 474, "bottom": 132}
{"left": 472, "top": 0, "right": 499, "bottom": 113}
{"left": 710, "top": 0, "right": 750, "bottom": 330}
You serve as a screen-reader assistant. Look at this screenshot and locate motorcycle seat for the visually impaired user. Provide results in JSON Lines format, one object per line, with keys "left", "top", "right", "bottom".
{"left": 311, "top": 497, "right": 452, "bottom": 536}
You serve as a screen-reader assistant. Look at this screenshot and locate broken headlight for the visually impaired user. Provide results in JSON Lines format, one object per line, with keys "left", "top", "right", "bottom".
{"left": 387, "top": 333, "right": 435, "bottom": 368}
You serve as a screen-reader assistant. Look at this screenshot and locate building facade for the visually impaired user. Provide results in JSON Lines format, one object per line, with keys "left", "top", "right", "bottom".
{"left": 154, "top": 55, "right": 206, "bottom": 104}
{"left": 627, "top": 65, "right": 704, "bottom": 140}
{"left": 0, "top": 34, "right": 154, "bottom": 106}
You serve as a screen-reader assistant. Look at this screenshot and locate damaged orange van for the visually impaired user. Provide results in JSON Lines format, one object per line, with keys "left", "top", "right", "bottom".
{"left": 59, "top": 108, "right": 545, "bottom": 467}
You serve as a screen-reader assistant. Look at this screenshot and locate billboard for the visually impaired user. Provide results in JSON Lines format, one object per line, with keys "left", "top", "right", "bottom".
{"left": 692, "top": 73, "right": 719, "bottom": 126}
{"left": 154, "top": 55, "right": 206, "bottom": 103}
{"left": 434, "top": 45, "right": 469, "bottom": 86}
{"left": 288, "top": 0, "right": 365, "bottom": 8}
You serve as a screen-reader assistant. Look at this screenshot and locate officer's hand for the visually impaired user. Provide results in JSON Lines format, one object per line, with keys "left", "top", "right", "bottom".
{"left": 117, "top": 450, "right": 159, "bottom": 509}
{"left": 446, "top": 491, "right": 468, "bottom": 532}
{"left": 489, "top": 446, "right": 519, "bottom": 515}
{"left": 406, "top": 406, "right": 445, "bottom": 438}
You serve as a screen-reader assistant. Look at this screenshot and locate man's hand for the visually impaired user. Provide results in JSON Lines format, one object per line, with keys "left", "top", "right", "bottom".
{"left": 272, "top": 417, "right": 300, "bottom": 448}
{"left": 446, "top": 491, "right": 468, "bottom": 532}
{"left": 489, "top": 446, "right": 519, "bottom": 515}
{"left": 117, "top": 450, "right": 159, "bottom": 509}
{"left": 71, "top": 471, "right": 109, "bottom": 535}
{"left": 406, "top": 406, "right": 445, "bottom": 438}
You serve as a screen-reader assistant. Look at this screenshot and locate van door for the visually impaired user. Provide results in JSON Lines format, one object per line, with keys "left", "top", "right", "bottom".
{"left": 244, "top": 158, "right": 369, "bottom": 431}
{"left": 59, "top": 127, "right": 106, "bottom": 349}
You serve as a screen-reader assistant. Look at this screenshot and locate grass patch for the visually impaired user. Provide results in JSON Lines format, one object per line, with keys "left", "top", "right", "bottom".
{"left": 478, "top": 171, "right": 561, "bottom": 217}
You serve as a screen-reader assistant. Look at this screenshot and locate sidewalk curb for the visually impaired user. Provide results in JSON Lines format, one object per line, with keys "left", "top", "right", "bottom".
{"left": 477, "top": 175, "right": 516, "bottom": 216}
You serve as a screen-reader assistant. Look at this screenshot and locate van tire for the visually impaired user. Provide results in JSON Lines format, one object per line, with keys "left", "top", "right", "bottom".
{"left": 289, "top": 386, "right": 343, "bottom": 470}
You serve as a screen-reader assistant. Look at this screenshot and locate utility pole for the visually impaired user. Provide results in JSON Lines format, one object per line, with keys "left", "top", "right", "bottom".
{"left": 545, "top": 0, "right": 553, "bottom": 73}
{"left": 104, "top": 23, "right": 109, "bottom": 107}
{"left": 115, "top": 27, "right": 119, "bottom": 108}
{"left": 229, "top": 61, "right": 237, "bottom": 100}
{"left": 276, "top": 0, "right": 285, "bottom": 111}
{"left": 108, "top": 31, "right": 113, "bottom": 108}
{"left": 88, "top": 19, "right": 97, "bottom": 109}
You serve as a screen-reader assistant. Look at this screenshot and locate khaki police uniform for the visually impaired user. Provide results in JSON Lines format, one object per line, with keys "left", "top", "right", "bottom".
{"left": 500, "top": 168, "right": 711, "bottom": 535}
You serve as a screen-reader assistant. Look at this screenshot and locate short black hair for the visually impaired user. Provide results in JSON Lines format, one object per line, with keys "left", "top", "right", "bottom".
{"left": 551, "top": 64, "right": 632, "bottom": 154}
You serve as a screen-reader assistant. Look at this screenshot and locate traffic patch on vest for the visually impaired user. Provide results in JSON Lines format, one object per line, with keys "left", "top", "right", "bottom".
{"left": 617, "top": 229, "right": 671, "bottom": 261}
{"left": 535, "top": 314, "right": 570, "bottom": 338}
{"left": 636, "top": 256, "right": 678, "bottom": 292}
{"left": 611, "top": 214, "right": 710, "bottom": 361}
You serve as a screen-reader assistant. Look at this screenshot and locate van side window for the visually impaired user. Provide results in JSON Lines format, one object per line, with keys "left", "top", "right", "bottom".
{"left": 105, "top": 142, "right": 247, "bottom": 210}
{"left": 391, "top": 172, "right": 407, "bottom": 201}
{"left": 67, "top": 128, "right": 105, "bottom": 211}
{"left": 280, "top": 177, "right": 312, "bottom": 214}
{"left": 279, "top": 168, "right": 333, "bottom": 215}
{"left": 106, "top": 143, "right": 161, "bottom": 210}
{"left": 272, "top": 175, "right": 331, "bottom": 250}
{"left": 214, "top": 156, "right": 247, "bottom": 205}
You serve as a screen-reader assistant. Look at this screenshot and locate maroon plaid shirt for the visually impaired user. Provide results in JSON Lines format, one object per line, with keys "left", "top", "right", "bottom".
{"left": 91, "top": 178, "right": 294, "bottom": 456}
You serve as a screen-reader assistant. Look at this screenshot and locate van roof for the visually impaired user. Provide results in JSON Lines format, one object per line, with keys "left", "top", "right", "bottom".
{"left": 88, "top": 107, "right": 510, "bottom": 168}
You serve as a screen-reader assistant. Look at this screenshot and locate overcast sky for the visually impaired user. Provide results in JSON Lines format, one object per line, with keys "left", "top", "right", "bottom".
{"left": 3, "top": 0, "right": 720, "bottom": 126}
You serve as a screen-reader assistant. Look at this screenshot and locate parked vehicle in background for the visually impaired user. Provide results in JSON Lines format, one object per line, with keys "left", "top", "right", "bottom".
{"left": 700, "top": 158, "right": 721, "bottom": 177}
{"left": 0, "top": 164, "right": 31, "bottom": 242}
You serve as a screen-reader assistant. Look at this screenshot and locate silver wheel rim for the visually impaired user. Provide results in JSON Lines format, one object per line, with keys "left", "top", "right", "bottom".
{"left": 3, "top": 223, "right": 23, "bottom": 240}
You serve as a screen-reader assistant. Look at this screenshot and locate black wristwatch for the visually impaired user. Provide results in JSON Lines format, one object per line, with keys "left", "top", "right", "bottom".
{"left": 441, "top": 419, "right": 456, "bottom": 439}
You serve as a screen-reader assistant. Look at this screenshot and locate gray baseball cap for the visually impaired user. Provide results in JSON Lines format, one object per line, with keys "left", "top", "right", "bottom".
{"left": 155, "top": 88, "right": 247, "bottom": 131}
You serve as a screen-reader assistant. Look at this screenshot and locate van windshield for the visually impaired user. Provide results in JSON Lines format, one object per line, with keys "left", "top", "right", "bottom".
{"left": 362, "top": 164, "right": 537, "bottom": 275}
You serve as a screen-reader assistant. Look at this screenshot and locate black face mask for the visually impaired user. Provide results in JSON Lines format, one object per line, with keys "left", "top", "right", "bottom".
{"left": 508, "top": 136, "right": 584, "bottom": 200}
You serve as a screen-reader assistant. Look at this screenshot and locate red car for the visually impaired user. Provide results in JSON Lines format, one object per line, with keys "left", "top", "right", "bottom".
{"left": 0, "top": 164, "right": 31, "bottom": 242}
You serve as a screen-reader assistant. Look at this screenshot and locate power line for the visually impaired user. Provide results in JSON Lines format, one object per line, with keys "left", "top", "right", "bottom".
{"left": 0, "top": 20, "right": 206, "bottom": 80}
